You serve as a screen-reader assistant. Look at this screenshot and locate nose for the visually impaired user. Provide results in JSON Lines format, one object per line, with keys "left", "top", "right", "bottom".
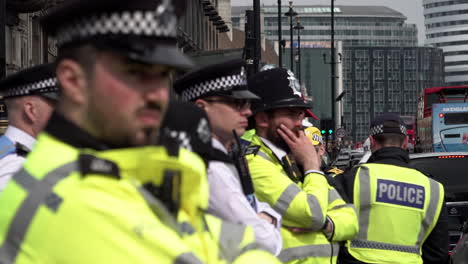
{"left": 143, "top": 80, "right": 169, "bottom": 102}
{"left": 241, "top": 107, "right": 253, "bottom": 117}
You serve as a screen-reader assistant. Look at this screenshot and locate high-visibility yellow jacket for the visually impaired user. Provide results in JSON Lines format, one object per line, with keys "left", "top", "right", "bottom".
{"left": 0, "top": 133, "right": 280, "bottom": 264}
{"left": 346, "top": 164, "right": 445, "bottom": 264}
{"left": 242, "top": 132, "right": 358, "bottom": 264}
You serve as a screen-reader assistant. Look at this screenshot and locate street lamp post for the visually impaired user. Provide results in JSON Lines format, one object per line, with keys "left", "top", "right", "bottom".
{"left": 277, "top": 0, "right": 282, "bottom": 68}
{"left": 330, "top": 0, "right": 336, "bottom": 130}
{"left": 253, "top": 0, "right": 261, "bottom": 73}
{"left": 293, "top": 17, "right": 304, "bottom": 83}
{"left": 0, "top": 0, "right": 6, "bottom": 78}
{"left": 284, "top": 1, "right": 297, "bottom": 73}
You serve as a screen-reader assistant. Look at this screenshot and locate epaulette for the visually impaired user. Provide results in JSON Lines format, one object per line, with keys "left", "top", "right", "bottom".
{"left": 244, "top": 145, "right": 260, "bottom": 156}
{"left": 327, "top": 167, "right": 344, "bottom": 175}
{"left": 240, "top": 138, "right": 251, "bottom": 147}
{"left": 15, "top": 142, "right": 30, "bottom": 157}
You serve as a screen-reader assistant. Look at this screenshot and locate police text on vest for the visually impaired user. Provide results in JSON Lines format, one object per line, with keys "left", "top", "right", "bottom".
{"left": 376, "top": 179, "right": 425, "bottom": 209}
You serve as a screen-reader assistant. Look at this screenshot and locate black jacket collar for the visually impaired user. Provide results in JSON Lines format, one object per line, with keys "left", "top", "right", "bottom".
{"left": 45, "top": 111, "right": 111, "bottom": 150}
{"left": 368, "top": 147, "right": 411, "bottom": 169}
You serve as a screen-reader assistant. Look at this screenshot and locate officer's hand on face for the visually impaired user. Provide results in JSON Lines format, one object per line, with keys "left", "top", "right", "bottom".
{"left": 277, "top": 124, "right": 321, "bottom": 172}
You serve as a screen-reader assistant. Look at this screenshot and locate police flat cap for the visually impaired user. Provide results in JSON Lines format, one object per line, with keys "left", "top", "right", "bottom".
{"left": 40, "top": 0, "right": 193, "bottom": 70}
{"left": 370, "top": 113, "right": 407, "bottom": 136}
{"left": 173, "top": 59, "right": 259, "bottom": 101}
{"left": 0, "top": 63, "right": 59, "bottom": 100}
{"left": 248, "top": 68, "right": 312, "bottom": 113}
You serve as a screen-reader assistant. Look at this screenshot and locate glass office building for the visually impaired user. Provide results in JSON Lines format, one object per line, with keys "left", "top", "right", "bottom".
{"left": 232, "top": 5, "right": 418, "bottom": 48}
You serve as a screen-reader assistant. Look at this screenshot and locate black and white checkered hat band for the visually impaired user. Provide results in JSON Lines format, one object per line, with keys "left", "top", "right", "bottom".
{"left": 56, "top": 11, "right": 177, "bottom": 46}
{"left": 370, "top": 124, "right": 407, "bottom": 136}
{"left": 2, "top": 78, "right": 57, "bottom": 98}
{"left": 181, "top": 74, "right": 248, "bottom": 101}
{"left": 166, "top": 130, "right": 192, "bottom": 151}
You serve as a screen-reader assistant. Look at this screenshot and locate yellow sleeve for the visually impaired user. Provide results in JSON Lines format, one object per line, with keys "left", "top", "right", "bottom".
{"left": 247, "top": 154, "right": 328, "bottom": 230}
{"left": 326, "top": 186, "right": 359, "bottom": 242}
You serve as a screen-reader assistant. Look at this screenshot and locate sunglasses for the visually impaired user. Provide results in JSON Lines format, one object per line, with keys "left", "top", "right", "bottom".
{"left": 204, "top": 98, "right": 251, "bottom": 111}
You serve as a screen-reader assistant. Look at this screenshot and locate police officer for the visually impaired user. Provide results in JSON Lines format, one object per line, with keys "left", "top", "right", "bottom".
{"left": 173, "top": 59, "right": 283, "bottom": 255}
{"left": 335, "top": 113, "right": 448, "bottom": 264}
{"left": 242, "top": 68, "right": 358, "bottom": 264}
{"left": 0, "top": 0, "right": 279, "bottom": 263}
{"left": 0, "top": 63, "right": 58, "bottom": 192}
{"left": 304, "top": 126, "right": 344, "bottom": 176}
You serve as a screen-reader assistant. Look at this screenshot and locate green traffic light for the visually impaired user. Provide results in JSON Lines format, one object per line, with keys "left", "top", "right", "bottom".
{"left": 329, "top": 129, "right": 333, "bottom": 134}
{"left": 321, "top": 130, "right": 326, "bottom": 134}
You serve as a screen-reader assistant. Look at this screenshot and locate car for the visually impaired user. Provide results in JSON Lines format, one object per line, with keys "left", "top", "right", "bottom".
{"left": 409, "top": 152, "right": 468, "bottom": 255}
{"left": 450, "top": 215, "right": 468, "bottom": 263}
{"left": 332, "top": 152, "right": 351, "bottom": 170}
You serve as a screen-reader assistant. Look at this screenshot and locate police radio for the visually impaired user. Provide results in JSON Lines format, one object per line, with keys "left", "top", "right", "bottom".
{"left": 232, "top": 130, "right": 257, "bottom": 210}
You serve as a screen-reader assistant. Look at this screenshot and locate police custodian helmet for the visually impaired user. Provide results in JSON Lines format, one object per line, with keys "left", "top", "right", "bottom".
{"left": 173, "top": 59, "right": 259, "bottom": 102}
{"left": 0, "top": 63, "right": 59, "bottom": 101}
{"left": 40, "top": 0, "right": 193, "bottom": 71}
{"left": 248, "top": 68, "right": 312, "bottom": 114}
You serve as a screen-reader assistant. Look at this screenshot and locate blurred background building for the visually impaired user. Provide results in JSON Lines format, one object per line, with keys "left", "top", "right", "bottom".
{"left": 423, "top": 0, "right": 468, "bottom": 86}
{"left": 342, "top": 46, "right": 445, "bottom": 142}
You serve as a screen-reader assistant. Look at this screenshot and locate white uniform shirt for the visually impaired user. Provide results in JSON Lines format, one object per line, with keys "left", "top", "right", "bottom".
{"left": 0, "top": 126, "right": 36, "bottom": 192}
{"left": 207, "top": 138, "right": 283, "bottom": 255}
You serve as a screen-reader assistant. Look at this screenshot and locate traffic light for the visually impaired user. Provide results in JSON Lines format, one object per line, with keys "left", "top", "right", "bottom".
{"left": 320, "top": 119, "right": 335, "bottom": 136}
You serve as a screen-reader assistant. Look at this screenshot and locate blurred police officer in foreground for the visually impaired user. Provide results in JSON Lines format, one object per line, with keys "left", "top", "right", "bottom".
{"left": 173, "top": 60, "right": 283, "bottom": 256}
{"left": 335, "top": 113, "right": 448, "bottom": 264}
{"left": 0, "top": 63, "right": 58, "bottom": 192}
{"left": 242, "top": 68, "right": 358, "bottom": 264}
{"left": 0, "top": 1, "right": 279, "bottom": 263}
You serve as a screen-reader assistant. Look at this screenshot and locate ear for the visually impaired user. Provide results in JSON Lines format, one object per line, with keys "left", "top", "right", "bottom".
{"left": 23, "top": 99, "right": 37, "bottom": 124}
{"left": 56, "top": 59, "right": 89, "bottom": 105}
{"left": 370, "top": 136, "right": 378, "bottom": 152}
{"left": 194, "top": 98, "right": 208, "bottom": 110}
{"left": 318, "top": 144, "right": 326, "bottom": 156}
{"left": 402, "top": 135, "right": 409, "bottom": 150}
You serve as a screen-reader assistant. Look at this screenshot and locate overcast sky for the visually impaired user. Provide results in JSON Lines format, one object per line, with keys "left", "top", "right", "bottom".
{"left": 231, "top": 0, "right": 426, "bottom": 45}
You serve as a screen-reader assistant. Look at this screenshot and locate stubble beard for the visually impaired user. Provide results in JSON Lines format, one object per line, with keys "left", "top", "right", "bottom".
{"left": 266, "top": 126, "right": 291, "bottom": 153}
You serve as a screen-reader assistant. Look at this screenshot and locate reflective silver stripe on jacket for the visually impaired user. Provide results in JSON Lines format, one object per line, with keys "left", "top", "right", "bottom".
{"left": 352, "top": 165, "right": 441, "bottom": 254}
{"left": 135, "top": 184, "right": 180, "bottom": 233}
{"left": 328, "top": 188, "right": 341, "bottom": 204}
{"left": 350, "top": 239, "right": 419, "bottom": 254}
{"left": 218, "top": 221, "right": 246, "bottom": 262}
{"left": 416, "top": 179, "right": 441, "bottom": 247}
{"left": 256, "top": 151, "right": 272, "bottom": 162}
{"left": 330, "top": 203, "right": 357, "bottom": 212}
{"left": 0, "top": 162, "right": 77, "bottom": 263}
{"left": 356, "top": 166, "right": 371, "bottom": 241}
{"left": 273, "top": 183, "right": 324, "bottom": 229}
{"left": 174, "top": 252, "right": 204, "bottom": 264}
{"left": 273, "top": 183, "right": 301, "bottom": 216}
{"left": 179, "top": 222, "right": 195, "bottom": 235}
{"left": 278, "top": 243, "right": 339, "bottom": 262}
